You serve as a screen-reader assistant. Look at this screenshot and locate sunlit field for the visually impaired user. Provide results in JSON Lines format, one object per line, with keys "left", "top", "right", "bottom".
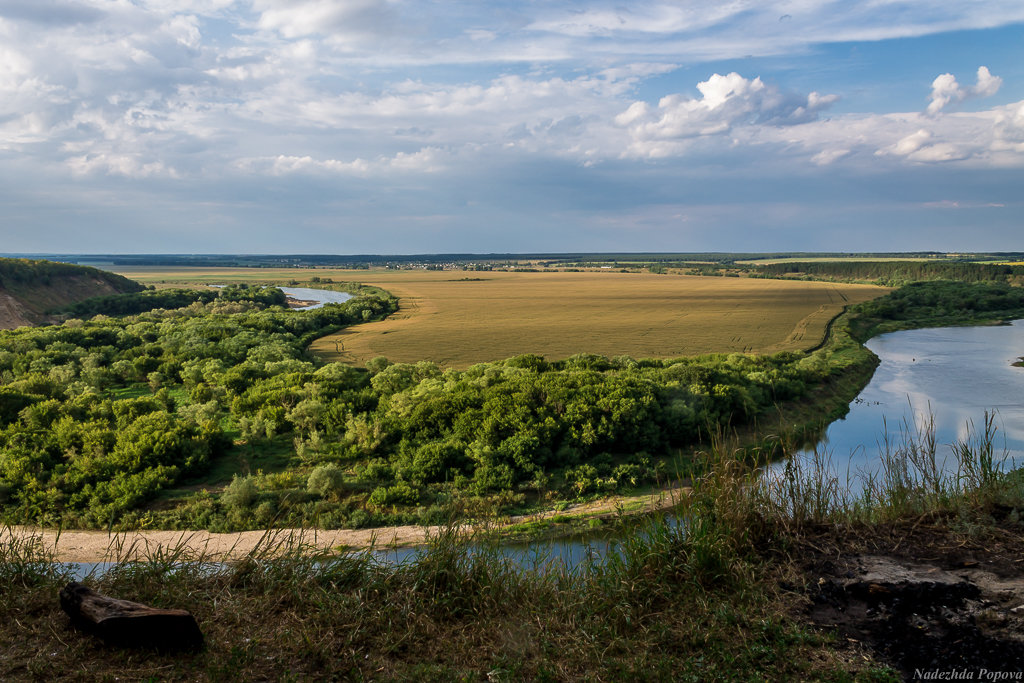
{"left": 112, "top": 267, "right": 886, "bottom": 368}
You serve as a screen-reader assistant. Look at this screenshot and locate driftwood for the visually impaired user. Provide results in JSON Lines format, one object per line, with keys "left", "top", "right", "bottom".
{"left": 59, "top": 582, "right": 204, "bottom": 650}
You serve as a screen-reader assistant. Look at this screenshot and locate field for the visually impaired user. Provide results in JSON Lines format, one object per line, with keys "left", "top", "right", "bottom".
{"left": 112, "top": 267, "right": 886, "bottom": 368}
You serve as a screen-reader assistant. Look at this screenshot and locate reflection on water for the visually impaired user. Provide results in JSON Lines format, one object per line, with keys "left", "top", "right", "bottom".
{"left": 278, "top": 286, "right": 353, "bottom": 309}
{"left": 784, "top": 320, "right": 1024, "bottom": 489}
{"left": 210, "top": 285, "right": 353, "bottom": 309}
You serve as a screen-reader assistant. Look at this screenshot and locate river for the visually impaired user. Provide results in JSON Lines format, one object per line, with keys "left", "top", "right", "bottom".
{"left": 279, "top": 286, "right": 353, "bottom": 309}
{"left": 781, "top": 319, "right": 1024, "bottom": 491}
{"left": 210, "top": 284, "right": 353, "bottom": 309}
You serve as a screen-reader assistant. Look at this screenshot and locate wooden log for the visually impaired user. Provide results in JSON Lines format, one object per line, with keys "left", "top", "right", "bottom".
{"left": 59, "top": 582, "right": 204, "bottom": 650}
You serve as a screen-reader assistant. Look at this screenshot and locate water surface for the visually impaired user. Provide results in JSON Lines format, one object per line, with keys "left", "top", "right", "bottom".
{"left": 787, "top": 319, "right": 1024, "bottom": 488}
{"left": 278, "top": 286, "right": 353, "bottom": 309}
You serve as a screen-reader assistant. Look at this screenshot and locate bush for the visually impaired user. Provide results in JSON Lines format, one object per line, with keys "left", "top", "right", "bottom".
{"left": 222, "top": 475, "right": 257, "bottom": 510}
{"left": 307, "top": 465, "right": 346, "bottom": 499}
{"left": 368, "top": 482, "right": 420, "bottom": 509}
{"left": 347, "top": 508, "right": 373, "bottom": 528}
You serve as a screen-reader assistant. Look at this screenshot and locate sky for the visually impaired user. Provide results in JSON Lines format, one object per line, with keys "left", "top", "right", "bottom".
{"left": 1, "top": 1, "right": 1023, "bottom": 254}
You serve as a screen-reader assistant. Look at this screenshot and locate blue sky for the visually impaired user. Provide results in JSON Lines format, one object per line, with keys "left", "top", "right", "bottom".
{"left": 1, "top": 1, "right": 1022, "bottom": 254}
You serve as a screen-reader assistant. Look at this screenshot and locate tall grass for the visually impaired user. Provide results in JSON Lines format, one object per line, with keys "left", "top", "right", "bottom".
{"left": 748, "top": 409, "right": 1017, "bottom": 531}
{"left": 0, "top": 525, "right": 73, "bottom": 590}
{"left": 3, "top": 421, "right": 1017, "bottom": 680}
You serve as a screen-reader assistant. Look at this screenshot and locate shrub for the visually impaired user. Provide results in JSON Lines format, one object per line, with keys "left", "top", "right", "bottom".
{"left": 307, "top": 464, "right": 346, "bottom": 499}
{"left": 222, "top": 474, "right": 257, "bottom": 510}
{"left": 368, "top": 482, "right": 420, "bottom": 509}
{"left": 347, "top": 509, "right": 372, "bottom": 528}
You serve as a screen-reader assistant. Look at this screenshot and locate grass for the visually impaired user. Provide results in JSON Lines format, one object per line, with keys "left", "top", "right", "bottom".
{"left": 0, "top": 516, "right": 874, "bottom": 681}
{"left": 156, "top": 434, "right": 298, "bottom": 503}
{"left": 748, "top": 409, "right": 1021, "bottom": 530}
{"left": 109, "top": 266, "right": 885, "bottom": 369}
{"left": 9, "top": 417, "right": 1020, "bottom": 681}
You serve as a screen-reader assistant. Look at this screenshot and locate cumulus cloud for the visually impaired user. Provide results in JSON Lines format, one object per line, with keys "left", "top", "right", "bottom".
{"left": 876, "top": 129, "right": 969, "bottom": 162}
{"left": 607, "top": 69, "right": 1024, "bottom": 171}
{"left": 0, "top": 0, "right": 1023, "bottom": 254}
{"left": 927, "top": 66, "right": 1002, "bottom": 115}
{"left": 615, "top": 72, "right": 838, "bottom": 158}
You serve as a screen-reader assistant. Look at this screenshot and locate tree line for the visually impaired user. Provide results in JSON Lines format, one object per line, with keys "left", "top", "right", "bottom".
{"left": 754, "top": 260, "right": 1024, "bottom": 286}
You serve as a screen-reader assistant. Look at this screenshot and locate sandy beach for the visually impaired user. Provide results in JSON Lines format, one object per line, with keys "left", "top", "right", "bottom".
{"left": 4, "top": 488, "right": 684, "bottom": 563}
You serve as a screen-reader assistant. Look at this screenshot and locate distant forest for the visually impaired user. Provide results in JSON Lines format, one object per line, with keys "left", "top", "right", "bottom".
{"left": 754, "top": 261, "right": 1024, "bottom": 285}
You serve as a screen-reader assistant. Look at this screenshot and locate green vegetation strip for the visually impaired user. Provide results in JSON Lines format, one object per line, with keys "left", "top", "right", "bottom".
{"left": 2, "top": 276, "right": 1023, "bottom": 534}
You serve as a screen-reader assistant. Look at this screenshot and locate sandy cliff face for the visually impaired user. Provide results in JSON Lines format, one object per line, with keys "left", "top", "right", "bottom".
{"left": 0, "top": 274, "right": 136, "bottom": 330}
{"left": 0, "top": 291, "right": 33, "bottom": 330}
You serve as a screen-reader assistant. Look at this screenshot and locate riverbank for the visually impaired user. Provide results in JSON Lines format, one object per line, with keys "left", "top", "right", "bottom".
{"left": 4, "top": 486, "right": 685, "bottom": 562}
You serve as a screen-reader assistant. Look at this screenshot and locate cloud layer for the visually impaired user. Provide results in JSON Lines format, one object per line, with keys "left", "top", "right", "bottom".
{"left": 0, "top": 1, "right": 1022, "bottom": 252}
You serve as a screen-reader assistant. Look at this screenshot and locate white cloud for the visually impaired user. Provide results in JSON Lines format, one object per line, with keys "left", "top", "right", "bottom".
{"left": 973, "top": 66, "right": 1003, "bottom": 98}
{"left": 527, "top": 5, "right": 740, "bottom": 37}
{"left": 604, "top": 67, "right": 1023, "bottom": 170}
{"left": 66, "top": 151, "right": 179, "bottom": 178}
{"left": 811, "top": 148, "right": 850, "bottom": 166}
{"left": 615, "top": 72, "right": 838, "bottom": 158}
{"left": 787, "top": 105, "right": 1023, "bottom": 167}
{"left": 877, "top": 129, "right": 969, "bottom": 162}
{"left": 921, "top": 200, "right": 1006, "bottom": 209}
{"left": 0, "top": 0, "right": 1022, "bottom": 256}
{"left": 252, "top": 0, "right": 398, "bottom": 41}
{"left": 464, "top": 29, "right": 496, "bottom": 42}
{"left": 991, "top": 102, "right": 1024, "bottom": 155}
{"left": 525, "top": 2, "right": 1024, "bottom": 63}
{"left": 927, "top": 66, "right": 1002, "bottom": 115}
{"left": 927, "top": 73, "right": 961, "bottom": 116}
{"left": 238, "top": 148, "right": 444, "bottom": 176}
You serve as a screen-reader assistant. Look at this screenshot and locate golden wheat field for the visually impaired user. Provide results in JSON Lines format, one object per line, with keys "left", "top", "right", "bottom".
{"left": 112, "top": 267, "right": 886, "bottom": 368}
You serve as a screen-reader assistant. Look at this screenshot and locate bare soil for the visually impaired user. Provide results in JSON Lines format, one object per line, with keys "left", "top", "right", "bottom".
{"left": 0, "top": 292, "right": 32, "bottom": 329}
{"left": 790, "top": 517, "right": 1024, "bottom": 680}
{"left": 0, "top": 275, "right": 135, "bottom": 330}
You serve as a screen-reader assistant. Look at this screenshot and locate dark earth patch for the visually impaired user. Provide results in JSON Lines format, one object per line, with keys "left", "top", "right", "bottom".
{"left": 791, "top": 522, "right": 1024, "bottom": 681}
